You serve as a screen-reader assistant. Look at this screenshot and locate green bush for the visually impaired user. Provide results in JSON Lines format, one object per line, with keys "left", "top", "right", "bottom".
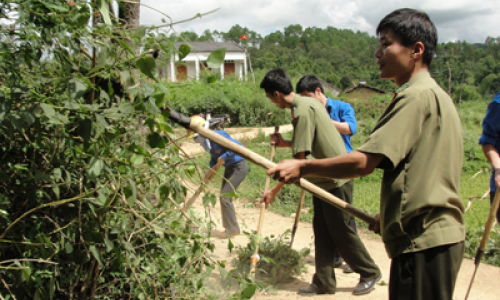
{"left": 0, "top": 2, "right": 254, "bottom": 299}
{"left": 233, "top": 233, "right": 309, "bottom": 285}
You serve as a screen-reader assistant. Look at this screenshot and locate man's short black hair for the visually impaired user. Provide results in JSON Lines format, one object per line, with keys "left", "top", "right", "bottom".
{"left": 376, "top": 8, "right": 437, "bottom": 66}
{"left": 296, "top": 75, "right": 324, "bottom": 94}
{"left": 260, "top": 69, "right": 294, "bottom": 95}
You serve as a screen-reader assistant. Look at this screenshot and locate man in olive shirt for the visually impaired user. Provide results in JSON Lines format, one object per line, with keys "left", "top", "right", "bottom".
{"left": 259, "top": 68, "right": 381, "bottom": 296}
{"left": 266, "top": 9, "right": 465, "bottom": 300}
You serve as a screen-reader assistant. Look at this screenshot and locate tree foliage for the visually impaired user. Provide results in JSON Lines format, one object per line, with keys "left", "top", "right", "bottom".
{"left": 0, "top": 1, "right": 255, "bottom": 299}
{"left": 183, "top": 24, "right": 500, "bottom": 97}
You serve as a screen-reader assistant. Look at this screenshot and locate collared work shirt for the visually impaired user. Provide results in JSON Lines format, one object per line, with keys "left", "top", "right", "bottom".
{"left": 358, "top": 72, "right": 465, "bottom": 258}
{"left": 291, "top": 94, "right": 348, "bottom": 190}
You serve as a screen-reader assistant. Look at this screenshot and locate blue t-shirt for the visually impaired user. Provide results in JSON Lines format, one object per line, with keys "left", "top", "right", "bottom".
{"left": 325, "top": 97, "right": 357, "bottom": 153}
{"left": 209, "top": 130, "right": 245, "bottom": 168}
{"left": 479, "top": 92, "right": 500, "bottom": 193}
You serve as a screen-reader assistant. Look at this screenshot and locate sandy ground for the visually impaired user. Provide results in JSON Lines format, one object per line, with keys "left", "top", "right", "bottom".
{"left": 181, "top": 126, "right": 500, "bottom": 300}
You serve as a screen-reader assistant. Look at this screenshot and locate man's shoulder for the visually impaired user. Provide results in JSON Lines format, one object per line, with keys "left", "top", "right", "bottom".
{"left": 402, "top": 72, "right": 449, "bottom": 100}
{"left": 492, "top": 91, "right": 500, "bottom": 104}
{"left": 293, "top": 94, "right": 322, "bottom": 110}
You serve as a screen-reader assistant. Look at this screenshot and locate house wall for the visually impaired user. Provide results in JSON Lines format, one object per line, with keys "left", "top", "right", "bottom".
{"left": 167, "top": 51, "right": 247, "bottom": 81}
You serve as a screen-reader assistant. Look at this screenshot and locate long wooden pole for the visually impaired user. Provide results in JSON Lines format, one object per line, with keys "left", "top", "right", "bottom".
{"left": 168, "top": 108, "right": 376, "bottom": 225}
{"left": 250, "top": 125, "right": 279, "bottom": 275}
{"left": 290, "top": 189, "right": 306, "bottom": 247}
{"left": 182, "top": 160, "right": 223, "bottom": 211}
{"left": 464, "top": 191, "right": 500, "bottom": 300}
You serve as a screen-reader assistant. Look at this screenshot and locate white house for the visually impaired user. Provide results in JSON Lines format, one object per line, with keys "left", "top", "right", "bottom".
{"left": 167, "top": 41, "right": 248, "bottom": 81}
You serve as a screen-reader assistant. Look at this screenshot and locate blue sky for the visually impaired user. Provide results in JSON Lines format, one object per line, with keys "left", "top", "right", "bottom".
{"left": 140, "top": 0, "right": 500, "bottom": 43}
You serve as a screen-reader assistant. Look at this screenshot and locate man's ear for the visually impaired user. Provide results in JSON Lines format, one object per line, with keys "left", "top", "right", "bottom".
{"left": 314, "top": 87, "right": 322, "bottom": 96}
{"left": 412, "top": 42, "right": 425, "bottom": 60}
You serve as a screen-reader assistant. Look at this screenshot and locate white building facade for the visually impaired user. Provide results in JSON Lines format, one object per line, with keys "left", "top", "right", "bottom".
{"left": 167, "top": 42, "right": 248, "bottom": 82}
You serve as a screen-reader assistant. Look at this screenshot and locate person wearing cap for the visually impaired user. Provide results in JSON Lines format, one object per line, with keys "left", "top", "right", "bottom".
{"left": 479, "top": 91, "right": 500, "bottom": 224}
{"left": 189, "top": 115, "right": 248, "bottom": 238}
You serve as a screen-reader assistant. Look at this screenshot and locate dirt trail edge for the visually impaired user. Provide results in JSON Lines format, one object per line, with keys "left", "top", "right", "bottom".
{"left": 182, "top": 126, "right": 499, "bottom": 300}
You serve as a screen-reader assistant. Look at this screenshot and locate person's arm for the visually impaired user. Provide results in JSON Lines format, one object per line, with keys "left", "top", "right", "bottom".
{"left": 261, "top": 152, "right": 306, "bottom": 208}
{"left": 334, "top": 103, "right": 357, "bottom": 135}
{"left": 479, "top": 99, "right": 500, "bottom": 188}
{"left": 482, "top": 144, "right": 500, "bottom": 188}
{"left": 332, "top": 120, "right": 352, "bottom": 135}
{"left": 270, "top": 132, "right": 292, "bottom": 148}
{"left": 267, "top": 150, "right": 384, "bottom": 184}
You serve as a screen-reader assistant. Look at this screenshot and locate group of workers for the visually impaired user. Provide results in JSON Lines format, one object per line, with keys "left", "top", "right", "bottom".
{"left": 187, "top": 8, "right": 500, "bottom": 300}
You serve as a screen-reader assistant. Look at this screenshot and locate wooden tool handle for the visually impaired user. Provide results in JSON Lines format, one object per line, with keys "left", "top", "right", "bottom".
{"left": 169, "top": 109, "right": 375, "bottom": 225}
{"left": 479, "top": 191, "right": 500, "bottom": 250}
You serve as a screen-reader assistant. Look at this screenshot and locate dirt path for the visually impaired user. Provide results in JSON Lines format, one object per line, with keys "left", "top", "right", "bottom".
{"left": 182, "top": 126, "right": 500, "bottom": 300}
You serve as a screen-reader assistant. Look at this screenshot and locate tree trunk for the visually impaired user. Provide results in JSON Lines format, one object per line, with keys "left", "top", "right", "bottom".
{"left": 119, "top": 0, "right": 140, "bottom": 30}
{"left": 446, "top": 61, "right": 452, "bottom": 96}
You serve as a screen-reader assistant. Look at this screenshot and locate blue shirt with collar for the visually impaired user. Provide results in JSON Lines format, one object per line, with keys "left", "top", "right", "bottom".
{"left": 479, "top": 92, "right": 500, "bottom": 193}
{"left": 325, "top": 97, "right": 357, "bottom": 153}
{"left": 209, "top": 130, "right": 245, "bottom": 168}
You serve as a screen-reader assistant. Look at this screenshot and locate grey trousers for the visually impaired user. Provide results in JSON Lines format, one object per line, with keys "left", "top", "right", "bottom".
{"left": 220, "top": 160, "right": 248, "bottom": 233}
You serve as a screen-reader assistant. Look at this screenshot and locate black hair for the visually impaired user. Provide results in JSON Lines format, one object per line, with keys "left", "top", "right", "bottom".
{"left": 296, "top": 75, "right": 324, "bottom": 94}
{"left": 376, "top": 8, "right": 437, "bottom": 66}
{"left": 259, "top": 68, "right": 294, "bottom": 95}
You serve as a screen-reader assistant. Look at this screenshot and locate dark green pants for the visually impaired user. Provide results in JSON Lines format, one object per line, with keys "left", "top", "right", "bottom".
{"left": 389, "top": 242, "right": 464, "bottom": 300}
{"left": 312, "top": 180, "right": 380, "bottom": 293}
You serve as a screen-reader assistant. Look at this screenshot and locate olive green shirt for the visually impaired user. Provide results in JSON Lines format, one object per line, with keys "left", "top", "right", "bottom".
{"left": 358, "top": 72, "right": 465, "bottom": 259}
{"left": 291, "top": 94, "right": 348, "bottom": 190}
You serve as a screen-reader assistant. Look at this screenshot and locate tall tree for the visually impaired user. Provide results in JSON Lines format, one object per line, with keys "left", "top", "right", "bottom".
{"left": 119, "top": 0, "right": 140, "bottom": 29}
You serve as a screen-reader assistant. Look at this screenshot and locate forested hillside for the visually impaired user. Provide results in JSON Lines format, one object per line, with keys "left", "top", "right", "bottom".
{"left": 176, "top": 25, "right": 500, "bottom": 100}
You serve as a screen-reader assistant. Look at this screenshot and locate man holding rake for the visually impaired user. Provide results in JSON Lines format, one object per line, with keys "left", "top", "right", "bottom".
{"left": 259, "top": 69, "right": 381, "bottom": 296}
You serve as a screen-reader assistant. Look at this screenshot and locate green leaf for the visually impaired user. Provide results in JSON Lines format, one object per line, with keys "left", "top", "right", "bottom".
{"left": 240, "top": 284, "right": 257, "bottom": 299}
{"left": 21, "top": 263, "right": 31, "bottom": 282}
{"left": 43, "top": 3, "right": 69, "bottom": 12}
{"left": 53, "top": 168, "right": 61, "bottom": 180}
{"left": 65, "top": 242, "right": 74, "bottom": 254}
{"left": 147, "top": 132, "right": 165, "bottom": 148}
{"left": 50, "top": 276, "right": 55, "bottom": 300}
{"left": 120, "top": 70, "right": 131, "bottom": 85}
{"left": 22, "top": 112, "right": 35, "bottom": 126}
{"left": 228, "top": 239, "right": 234, "bottom": 253}
{"left": 178, "top": 44, "right": 190, "bottom": 60}
{"left": 88, "top": 158, "right": 104, "bottom": 177}
{"left": 75, "top": 5, "right": 91, "bottom": 28}
{"left": 89, "top": 245, "right": 102, "bottom": 265}
{"left": 136, "top": 57, "right": 156, "bottom": 80}
{"left": 206, "top": 75, "right": 216, "bottom": 84}
{"left": 69, "top": 78, "right": 89, "bottom": 100}
{"left": 52, "top": 185, "right": 60, "bottom": 200}
{"left": 0, "top": 99, "right": 11, "bottom": 122}
{"left": 218, "top": 265, "right": 228, "bottom": 278}
{"left": 40, "top": 103, "right": 55, "bottom": 117}
{"left": 130, "top": 154, "right": 144, "bottom": 165}
{"left": 96, "top": 113, "right": 109, "bottom": 129}
{"left": 206, "top": 48, "right": 226, "bottom": 69}
{"left": 126, "top": 178, "right": 137, "bottom": 206}
{"left": 104, "top": 237, "right": 114, "bottom": 253}
{"left": 100, "top": 0, "right": 112, "bottom": 25}
{"left": 133, "top": 26, "right": 148, "bottom": 38}
{"left": 159, "top": 185, "right": 170, "bottom": 200}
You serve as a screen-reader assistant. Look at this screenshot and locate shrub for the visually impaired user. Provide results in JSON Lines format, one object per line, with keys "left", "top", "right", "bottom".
{"left": 232, "top": 233, "right": 310, "bottom": 285}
